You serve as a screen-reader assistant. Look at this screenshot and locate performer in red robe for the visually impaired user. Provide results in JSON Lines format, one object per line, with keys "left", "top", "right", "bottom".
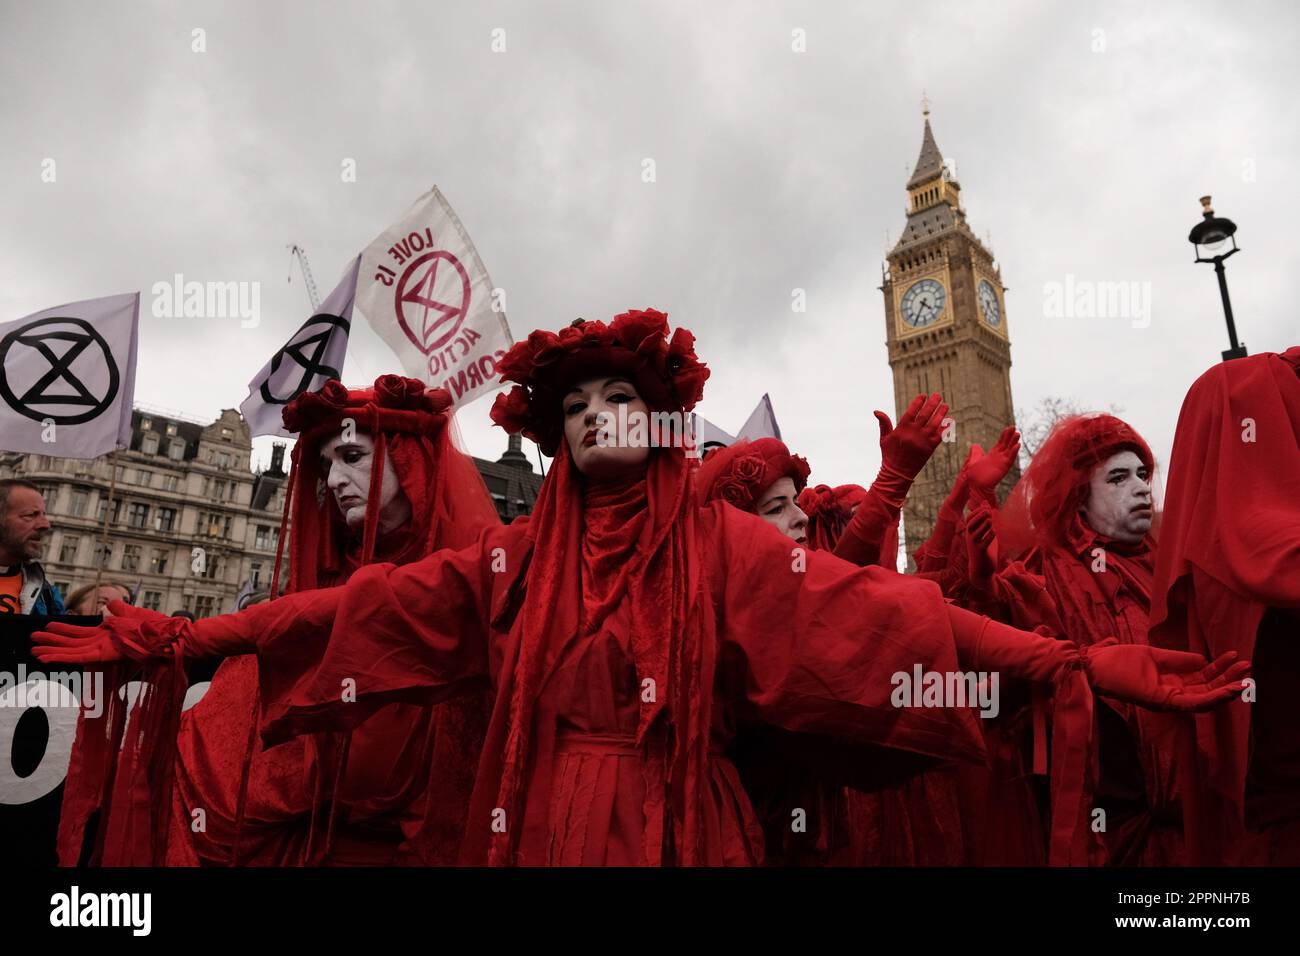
{"left": 994, "top": 413, "right": 1187, "bottom": 865}
{"left": 36, "top": 311, "right": 1247, "bottom": 866}
{"left": 49, "top": 376, "right": 497, "bottom": 866}
{"left": 1149, "top": 346, "right": 1300, "bottom": 865}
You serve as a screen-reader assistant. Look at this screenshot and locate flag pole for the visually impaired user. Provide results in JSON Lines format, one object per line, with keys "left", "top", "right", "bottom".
{"left": 93, "top": 450, "right": 119, "bottom": 593}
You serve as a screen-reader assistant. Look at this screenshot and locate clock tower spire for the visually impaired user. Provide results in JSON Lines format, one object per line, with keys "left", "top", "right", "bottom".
{"left": 881, "top": 106, "right": 1019, "bottom": 566}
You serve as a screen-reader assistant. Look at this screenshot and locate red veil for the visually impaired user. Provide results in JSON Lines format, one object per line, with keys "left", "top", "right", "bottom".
{"left": 57, "top": 376, "right": 498, "bottom": 866}
{"left": 1148, "top": 346, "right": 1300, "bottom": 863}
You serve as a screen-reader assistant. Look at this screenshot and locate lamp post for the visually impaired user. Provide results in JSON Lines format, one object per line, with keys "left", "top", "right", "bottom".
{"left": 1187, "top": 195, "right": 1247, "bottom": 361}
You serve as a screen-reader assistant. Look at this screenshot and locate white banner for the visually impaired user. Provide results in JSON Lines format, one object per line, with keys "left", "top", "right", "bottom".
{"left": 240, "top": 256, "right": 358, "bottom": 438}
{"left": 356, "top": 187, "right": 513, "bottom": 407}
{"left": 0, "top": 292, "right": 139, "bottom": 458}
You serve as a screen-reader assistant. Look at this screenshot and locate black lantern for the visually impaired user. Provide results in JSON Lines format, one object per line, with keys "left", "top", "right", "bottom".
{"left": 1188, "top": 195, "right": 1246, "bottom": 361}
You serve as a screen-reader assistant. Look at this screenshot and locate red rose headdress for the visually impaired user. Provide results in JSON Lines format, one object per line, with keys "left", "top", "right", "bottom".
{"left": 697, "top": 437, "right": 811, "bottom": 513}
{"left": 489, "top": 308, "right": 710, "bottom": 456}
{"left": 273, "top": 375, "right": 494, "bottom": 594}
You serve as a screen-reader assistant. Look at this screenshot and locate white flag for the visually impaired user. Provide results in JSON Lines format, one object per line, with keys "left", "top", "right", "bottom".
{"left": 0, "top": 292, "right": 139, "bottom": 458}
{"left": 356, "top": 187, "right": 512, "bottom": 407}
{"left": 737, "top": 393, "right": 782, "bottom": 441}
{"left": 240, "top": 256, "right": 359, "bottom": 438}
{"left": 691, "top": 414, "right": 736, "bottom": 458}
{"left": 692, "top": 395, "right": 782, "bottom": 458}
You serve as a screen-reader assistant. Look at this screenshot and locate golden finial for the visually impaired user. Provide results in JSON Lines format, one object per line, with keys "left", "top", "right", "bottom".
{"left": 1200, "top": 195, "right": 1214, "bottom": 215}
{"left": 921, "top": 91, "right": 931, "bottom": 118}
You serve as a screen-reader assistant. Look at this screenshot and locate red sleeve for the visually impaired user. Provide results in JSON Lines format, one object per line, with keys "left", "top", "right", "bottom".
{"left": 709, "top": 505, "right": 986, "bottom": 766}
{"left": 257, "top": 525, "right": 512, "bottom": 745}
{"left": 831, "top": 486, "right": 896, "bottom": 566}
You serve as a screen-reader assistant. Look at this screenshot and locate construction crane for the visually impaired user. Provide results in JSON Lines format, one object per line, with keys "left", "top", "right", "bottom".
{"left": 286, "top": 243, "right": 322, "bottom": 312}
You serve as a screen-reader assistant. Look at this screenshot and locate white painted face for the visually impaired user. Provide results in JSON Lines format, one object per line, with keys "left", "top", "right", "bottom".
{"left": 755, "top": 476, "right": 809, "bottom": 544}
{"left": 319, "top": 430, "right": 410, "bottom": 533}
{"left": 563, "top": 376, "right": 652, "bottom": 480}
{"left": 1082, "top": 450, "right": 1153, "bottom": 545}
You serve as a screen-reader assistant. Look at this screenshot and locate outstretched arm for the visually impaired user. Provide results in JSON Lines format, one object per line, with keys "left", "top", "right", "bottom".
{"left": 835, "top": 393, "right": 948, "bottom": 567}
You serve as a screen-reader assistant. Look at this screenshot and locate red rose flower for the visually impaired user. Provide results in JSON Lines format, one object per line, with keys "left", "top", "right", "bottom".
{"left": 732, "top": 454, "right": 766, "bottom": 485}
{"left": 611, "top": 309, "right": 669, "bottom": 352}
{"left": 490, "top": 385, "right": 533, "bottom": 435}
{"left": 318, "top": 379, "right": 350, "bottom": 407}
{"left": 497, "top": 339, "right": 536, "bottom": 384}
{"left": 581, "top": 321, "right": 614, "bottom": 349}
{"left": 374, "top": 374, "right": 423, "bottom": 408}
{"left": 717, "top": 477, "right": 754, "bottom": 510}
{"left": 557, "top": 325, "right": 584, "bottom": 350}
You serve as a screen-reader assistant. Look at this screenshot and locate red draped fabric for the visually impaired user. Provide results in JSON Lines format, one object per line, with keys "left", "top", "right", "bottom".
{"left": 1149, "top": 346, "right": 1300, "bottom": 865}
{"left": 56, "top": 379, "right": 498, "bottom": 867}
{"left": 248, "top": 444, "right": 989, "bottom": 865}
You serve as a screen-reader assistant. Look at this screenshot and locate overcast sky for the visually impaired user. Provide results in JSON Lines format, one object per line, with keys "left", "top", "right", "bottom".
{"left": 2, "top": 0, "right": 1296, "bottom": 490}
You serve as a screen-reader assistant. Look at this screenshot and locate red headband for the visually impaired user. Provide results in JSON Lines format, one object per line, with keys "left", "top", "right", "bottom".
{"left": 698, "top": 437, "right": 811, "bottom": 513}
{"left": 489, "top": 309, "right": 709, "bottom": 456}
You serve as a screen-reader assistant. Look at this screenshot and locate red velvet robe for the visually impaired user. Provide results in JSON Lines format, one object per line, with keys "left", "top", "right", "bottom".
{"left": 1149, "top": 346, "right": 1300, "bottom": 865}
{"left": 992, "top": 515, "right": 1183, "bottom": 865}
{"left": 234, "top": 466, "right": 988, "bottom": 865}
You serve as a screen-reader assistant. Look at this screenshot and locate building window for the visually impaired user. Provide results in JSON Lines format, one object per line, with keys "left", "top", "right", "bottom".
{"left": 121, "top": 544, "right": 141, "bottom": 573}
{"left": 59, "top": 536, "right": 80, "bottom": 564}
{"left": 250, "top": 562, "right": 263, "bottom": 589}
{"left": 127, "top": 503, "right": 150, "bottom": 528}
{"left": 217, "top": 452, "right": 233, "bottom": 469}
{"left": 194, "top": 595, "right": 216, "bottom": 619}
{"left": 213, "top": 479, "right": 226, "bottom": 500}
{"left": 155, "top": 506, "right": 177, "bottom": 532}
{"left": 142, "top": 590, "right": 162, "bottom": 612}
{"left": 70, "top": 489, "right": 89, "bottom": 517}
{"left": 162, "top": 475, "right": 179, "bottom": 492}
{"left": 141, "top": 417, "right": 153, "bottom": 431}
{"left": 150, "top": 548, "right": 169, "bottom": 574}
{"left": 221, "top": 427, "right": 233, "bottom": 439}
{"left": 168, "top": 439, "right": 185, "bottom": 460}
{"left": 134, "top": 469, "right": 153, "bottom": 487}
{"left": 254, "top": 525, "right": 278, "bottom": 551}
{"left": 95, "top": 499, "right": 122, "bottom": 524}
{"left": 94, "top": 542, "right": 113, "bottom": 568}
{"left": 141, "top": 433, "right": 159, "bottom": 455}
{"left": 166, "top": 422, "right": 178, "bottom": 436}
{"left": 201, "top": 555, "right": 223, "bottom": 580}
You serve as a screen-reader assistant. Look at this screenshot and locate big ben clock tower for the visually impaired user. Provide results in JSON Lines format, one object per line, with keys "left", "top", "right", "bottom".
{"left": 882, "top": 104, "right": 1019, "bottom": 564}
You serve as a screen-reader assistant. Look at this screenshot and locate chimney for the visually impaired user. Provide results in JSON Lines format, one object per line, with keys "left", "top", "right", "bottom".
{"left": 497, "top": 433, "right": 532, "bottom": 472}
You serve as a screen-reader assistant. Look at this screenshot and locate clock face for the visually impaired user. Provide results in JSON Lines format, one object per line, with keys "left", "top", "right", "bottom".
{"left": 978, "top": 279, "right": 1002, "bottom": 327}
{"left": 900, "top": 278, "right": 946, "bottom": 329}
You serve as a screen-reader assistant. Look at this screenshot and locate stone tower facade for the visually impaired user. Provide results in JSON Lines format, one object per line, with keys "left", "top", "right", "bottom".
{"left": 881, "top": 109, "right": 1019, "bottom": 564}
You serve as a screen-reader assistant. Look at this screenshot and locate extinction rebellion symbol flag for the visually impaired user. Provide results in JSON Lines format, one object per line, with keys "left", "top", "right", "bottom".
{"left": 0, "top": 292, "right": 139, "bottom": 458}
{"left": 356, "top": 187, "right": 513, "bottom": 408}
{"left": 240, "top": 256, "right": 359, "bottom": 438}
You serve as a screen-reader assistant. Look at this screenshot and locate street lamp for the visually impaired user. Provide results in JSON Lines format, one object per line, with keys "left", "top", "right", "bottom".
{"left": 1188, "top": 195, "right": 1247, "bottom": 361}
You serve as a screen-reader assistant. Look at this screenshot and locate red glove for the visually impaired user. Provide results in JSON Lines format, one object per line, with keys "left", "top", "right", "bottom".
{"left": 965, "top": 503, "right": 997, "bottom": 591}
{"left": 32, "top": 599, "right": 255, "bottom": 665}
{"left": 964, "top": 425, "right": 1020, "bottom": 505}
{"left": 1085, "top": 641, "right": 1250, "bottom": 712}
{"left": 875, "top": 392, "right": 949, "bottom": 481}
